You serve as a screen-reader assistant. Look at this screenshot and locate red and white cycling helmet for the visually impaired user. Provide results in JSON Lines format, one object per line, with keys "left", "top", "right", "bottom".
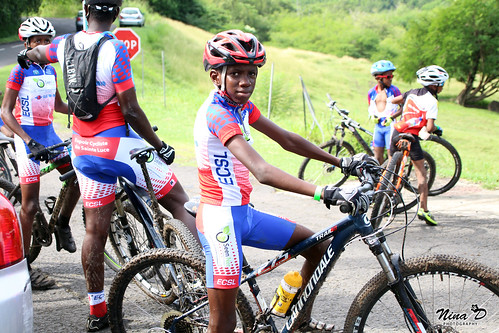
{"left": 416, "top": 65, "right": 449, "bottom": 86}
{"left": 203, "top": 30, "right": 266, "bottom": 72}
{"left": 18, "top": 17, "right": 56, "bottom": 41}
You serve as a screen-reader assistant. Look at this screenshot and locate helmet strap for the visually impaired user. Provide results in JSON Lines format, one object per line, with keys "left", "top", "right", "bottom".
{"left": 218, "top": 66, "right": 227, "bottom": 92}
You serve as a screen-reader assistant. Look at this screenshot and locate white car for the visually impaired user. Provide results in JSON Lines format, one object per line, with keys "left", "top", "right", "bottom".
{"left": 119, "top": 7, "right": 145, "bottom": 27}
{"left": 0, "top": 192, "right": 33, "bottom": 332}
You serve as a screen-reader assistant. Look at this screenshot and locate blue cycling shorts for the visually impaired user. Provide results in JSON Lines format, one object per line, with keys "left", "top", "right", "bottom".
{"left": 372, "top": 123, "right": 393, "bottom": 149}
{"left": 197, "top": 203, "right": 296, "bottom": 289}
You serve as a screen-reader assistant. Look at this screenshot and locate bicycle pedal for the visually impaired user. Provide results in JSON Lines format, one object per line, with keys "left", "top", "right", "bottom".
{"left": 44, "top": 196, "right": 57, "bottom": 214}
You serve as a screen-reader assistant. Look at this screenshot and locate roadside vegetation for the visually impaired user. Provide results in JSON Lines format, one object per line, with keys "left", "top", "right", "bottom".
{"left": 0, "top": 0, "right": 497, "bottom": 189}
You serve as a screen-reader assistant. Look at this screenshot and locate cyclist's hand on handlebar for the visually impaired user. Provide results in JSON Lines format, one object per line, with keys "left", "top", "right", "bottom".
{"left": 157, "top": 141, "right": 175, "bottom": 165}
{"left": 340, "top": 153, "right": 379, "bottom": 177}
{"left": 27, "top": 139, "right": 50, "bottom": 162}
{"left": 323, "top": 185, "right": 370, "bottom": 215}
{"left": 433, "top": 125, "right": 443, "bottom": 137}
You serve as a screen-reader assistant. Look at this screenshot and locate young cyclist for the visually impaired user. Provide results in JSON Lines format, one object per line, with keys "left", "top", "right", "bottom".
{"left": 390, "top": 65, "right": 449, "bottom": 226}
{"left": 1, "top": 17, "right": 81, "bottom": 290}
{"left": 195, "top": 30, "right": 377, "bottom": 333}
{"left": 17, "top": 2, "right": 197, "bottom": 331}
{"left": 367, "top": 60, "right": 401, "bottom": 164}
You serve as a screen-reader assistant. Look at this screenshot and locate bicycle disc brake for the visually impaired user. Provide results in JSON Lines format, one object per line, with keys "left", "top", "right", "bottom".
{"left": 161, "top": 310, "right": 195, "bottom": 333}
{"left": 32, "top": 211, "right": 52, "bottom": 246}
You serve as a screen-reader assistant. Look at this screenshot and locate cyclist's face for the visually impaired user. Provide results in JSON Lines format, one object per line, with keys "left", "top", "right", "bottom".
{"left": 26, "top": 35, "right": 52, "bottom": 49}
{"left": 218, "top": 64, "right": 258, "bottom": 104}
{"left": 376, "top": 70, "right": 394, "bottom": 87}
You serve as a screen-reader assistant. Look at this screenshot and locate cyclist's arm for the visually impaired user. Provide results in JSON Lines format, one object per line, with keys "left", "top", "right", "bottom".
{"left": 426, "top": 118, "right": 437, "bottom": 133}
{"left": 24, "top": 45, "right": 50, "bottom": 64}
{"left": 116, "top": 87, "right": 162, "bottom": 150}
{"left": 225, "top": 134, "right": 318, "bottom": 197}
{"left": 0, "top": 87, "right": 31, "bottom": 143}
{"left": 251, "top": 114, "right": 341, "bottom": 167}
{"left": 391, "top": 95, "right": 404, "bottom": 105}
{"left": 54, "top": 89, "right": 69, "bottom": 115}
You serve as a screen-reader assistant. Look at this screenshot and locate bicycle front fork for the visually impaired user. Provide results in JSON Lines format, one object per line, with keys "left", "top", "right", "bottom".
{"left": 365, "top": 232, "right": 430, "bottom": 332}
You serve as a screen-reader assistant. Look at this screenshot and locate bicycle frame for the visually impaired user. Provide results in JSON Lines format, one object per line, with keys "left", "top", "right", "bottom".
{"left": 173, "top": 188, "right": 428, "bottom": 333}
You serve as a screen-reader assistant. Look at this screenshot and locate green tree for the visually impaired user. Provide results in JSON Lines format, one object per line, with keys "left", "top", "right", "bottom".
{"left": 398, "top": 0, "right": 499, "bottom": 106}
{"left": 1, "top": 0, "right": 43, "bottom": 38}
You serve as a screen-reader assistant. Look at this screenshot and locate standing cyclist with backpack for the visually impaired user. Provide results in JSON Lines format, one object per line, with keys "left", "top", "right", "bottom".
{"left": 2, "top": 17, "right": 80, "bottom": 290}
{"left": 390, "top": 65, "right": 449, "bottom": 226}
{"left": 17, "top": 2, "right": 196, "bottom": 331}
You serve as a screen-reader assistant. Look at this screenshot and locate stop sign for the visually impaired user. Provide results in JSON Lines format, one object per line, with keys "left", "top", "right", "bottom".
{"left": 113, "top": 28, "right": 141, "bottom": 61}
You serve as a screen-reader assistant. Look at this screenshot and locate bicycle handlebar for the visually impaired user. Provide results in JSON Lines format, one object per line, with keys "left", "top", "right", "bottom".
{"left": 27, "top": 139, "right": 72, "bottom": 160}
{"left": 329, "top": 164, "right": 377, "bottom": 215}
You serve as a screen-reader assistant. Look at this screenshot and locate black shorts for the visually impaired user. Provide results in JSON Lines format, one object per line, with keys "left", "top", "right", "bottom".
{"left": 390, "top": 130, "right": 424, "bottom": 161}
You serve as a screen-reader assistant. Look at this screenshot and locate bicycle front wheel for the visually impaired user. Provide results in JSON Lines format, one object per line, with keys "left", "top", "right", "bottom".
{"left": 420, "top": 135, "right": 462, "bottom": 196}
{"left": 343, "top": 254, "right": 499, "bottom": 332}
{"left": 298, "top": 140, "right": 356, "bottom": 187}
{"left": 108, "top": 248, "right": 255, "bottom": 333}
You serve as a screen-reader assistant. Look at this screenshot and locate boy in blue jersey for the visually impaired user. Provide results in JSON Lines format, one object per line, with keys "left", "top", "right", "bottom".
{"left": 367, "top": 60, "right": 401, "bottom": 164}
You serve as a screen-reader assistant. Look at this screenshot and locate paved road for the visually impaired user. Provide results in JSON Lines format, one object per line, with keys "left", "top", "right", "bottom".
{"left": 0, "top": 18, "right": 75, "bottom": 68}
{"left": 29, "top": 147, "right": 499, "bottom": 332}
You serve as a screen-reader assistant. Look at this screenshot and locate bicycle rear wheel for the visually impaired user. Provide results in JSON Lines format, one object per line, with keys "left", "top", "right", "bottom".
{"left": 420, "top": 135, "right": 462, "bottom": 196}
{"left": 108, "top": 248, "right": 255, "bottom": 333}
{"left": 343, "top": 254, "right": 499, "bottom": 332}
{"left": 298, "top": 139, "right": 356, "bottom": 187}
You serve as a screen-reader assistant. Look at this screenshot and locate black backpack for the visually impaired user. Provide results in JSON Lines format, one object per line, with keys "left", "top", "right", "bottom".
{"left": 63, "top": 34, "right": 115, "bottom": 122}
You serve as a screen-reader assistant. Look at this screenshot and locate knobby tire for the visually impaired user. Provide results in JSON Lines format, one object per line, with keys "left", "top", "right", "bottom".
{"left": 343, "top": 254, "right": 499, "bottom": 332}
{"left": 108, "top": 248, "right": 255, "bottom": 333}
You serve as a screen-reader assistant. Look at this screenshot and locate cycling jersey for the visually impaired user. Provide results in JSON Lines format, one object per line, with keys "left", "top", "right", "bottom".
{"left": 45, "top": 31, "right": 176, "bottom": 208}
{"left": 194, "top": 90, "right": 260, "bottom": 206}
{"left": 6, "top": 63, "right": 58, "bottom": 126}
{"left": 394, "top": 87, "right": 438, "bottom": 136}
{"left": 367, "top": 85, "right": 401, "bottom": 120}
{"left": 367, "top": 85, "right": 401, "bottom": 149}
{"left": 46, "top": 31, "right": 134, "bottom": 136}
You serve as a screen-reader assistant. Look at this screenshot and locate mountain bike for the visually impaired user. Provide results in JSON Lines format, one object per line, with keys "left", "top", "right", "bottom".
{"left": 370, "top": 133, "right": 431, "bottom": 228}
{"left": 0, "top": 139, "right": 78, "bottom": 263}
{"left": 97, "top": 145, "right": 201, "bottom": 274}
{"left": 107, "top": 163, "right": 499, "bottom": 332}
{"left": 298, "top": 95, "right": 460, "bottom": 197}
{"left": 0, "top": 140, "right": 199, "bottom": 270}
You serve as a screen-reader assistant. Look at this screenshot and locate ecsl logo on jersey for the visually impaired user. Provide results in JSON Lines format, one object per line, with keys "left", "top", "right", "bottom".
{"left": 213, "top": 151, "right": 234, "bottom": 185}
{"left": 33, "top": 78, "right": 45, "bottom": 88}
{"left": 20, "top": 96, "right": 31, "bottom": 117}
